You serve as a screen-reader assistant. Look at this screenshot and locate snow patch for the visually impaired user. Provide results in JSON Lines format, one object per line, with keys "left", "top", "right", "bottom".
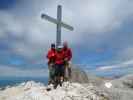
{"left": 105, "top": 82, "right": 112, "bottom": 88}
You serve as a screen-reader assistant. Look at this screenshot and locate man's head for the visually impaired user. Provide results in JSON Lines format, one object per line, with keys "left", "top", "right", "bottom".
{"left": 51, "top": 43, "right": 55, "bottom": 49}
{"left": 57, "top": 45, "right": 63, "bottom": 52}
{"left": 63, "top": 41, "right": 68, "bottom": 49}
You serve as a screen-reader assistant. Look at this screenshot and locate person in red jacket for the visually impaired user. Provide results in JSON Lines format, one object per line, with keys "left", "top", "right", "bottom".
{"left": 46, "top": 43, "right": 56, "bottom": 85}
{"left": 62, "top": 42, "right": 72, "bottom": 81}
{"left": 54, "top": 45, "right": 65, "bottom": 88}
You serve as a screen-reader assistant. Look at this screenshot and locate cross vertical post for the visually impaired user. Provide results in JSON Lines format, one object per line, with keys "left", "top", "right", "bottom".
{"left": 57, "top": 5, "right": 62, "bottom": 47}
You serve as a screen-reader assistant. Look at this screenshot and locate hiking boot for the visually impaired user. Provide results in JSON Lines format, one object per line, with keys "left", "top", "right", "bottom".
{"left": 54, "top": 83, "right": 58, "bottom": 89}
{"left": 59, "top": 79, "right": 64, "bottom": 87}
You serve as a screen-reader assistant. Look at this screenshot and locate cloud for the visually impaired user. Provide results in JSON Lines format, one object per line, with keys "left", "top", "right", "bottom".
{"left": 0, "top": 0, "right": 133, "bottom": 77}
{"left": 97, "top": 59, "right": 133, "bottom": 71}
{"left": 93, "top": 59, "right": 133, "bottom": 77}
{"left": 0, "top": 0, "right": 133, "bottom": 58}
{"left": 116, "top": 47, "right": 133, "bottom": 61}
{"left": 0, "top": 65, "right": 48, "bottom": 77}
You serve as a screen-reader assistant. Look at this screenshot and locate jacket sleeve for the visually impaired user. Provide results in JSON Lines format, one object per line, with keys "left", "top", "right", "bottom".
{"left": 46, "top": 51, "right": 50, "bottom": 59}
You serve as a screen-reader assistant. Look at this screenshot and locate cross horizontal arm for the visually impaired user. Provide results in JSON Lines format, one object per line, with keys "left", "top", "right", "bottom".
{"left": 61, "top": 22, "right": 74, "bottom": 31}
{"left": 41, "top": 13, "right": 74, "bottom": 31}
{"left": 41, "top": 14, "right": 58, "bottom": 24}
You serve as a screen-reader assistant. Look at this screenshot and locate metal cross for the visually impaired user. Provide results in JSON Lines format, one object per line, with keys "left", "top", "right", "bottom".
{"left": 41, "top": 5, "right": 74, "bottom": 47}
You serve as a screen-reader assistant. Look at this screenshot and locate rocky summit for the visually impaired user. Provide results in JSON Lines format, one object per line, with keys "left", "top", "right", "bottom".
{"left": 0, "top": 67, "right": 133, "bottom": 100}
{"left": 0, "top": 81, "right": 109, "bottom": 100}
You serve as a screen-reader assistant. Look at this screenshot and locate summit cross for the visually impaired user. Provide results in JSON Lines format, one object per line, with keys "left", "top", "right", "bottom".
{"left": 41, "top": 5, "right": 74, "bottom": 47}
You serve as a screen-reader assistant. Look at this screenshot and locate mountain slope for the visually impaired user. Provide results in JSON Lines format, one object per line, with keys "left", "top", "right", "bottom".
{"left": 0, "top": 81, "right": 109, "bottom": 100}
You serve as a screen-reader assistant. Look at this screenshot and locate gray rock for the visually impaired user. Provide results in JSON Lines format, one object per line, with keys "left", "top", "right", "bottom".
{"left": 70, "top": 66, "right": 133, "bottom": 100}
{"left": 70, "top": 65, "right": 104, "bottom": 86}
{"left": 111, "top": 74, "right": 133, "bottom": 89}
{"left": 70, "top": 66, "right": 89, "bottom": 83}
{"left": 101, "top": 74, "right": 133, "bottom": 100}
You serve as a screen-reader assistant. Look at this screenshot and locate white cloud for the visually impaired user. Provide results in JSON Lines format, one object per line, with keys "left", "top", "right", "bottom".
{"left": 0, "top": 11, "right": 23, "bottom": 36}
{"left": 97, "top": 59, "right": 133, "bottom": 71}
{"left": 117, "top": 47, "right": 133, "bottom": 61}
{"left": 0, "top": 65, "right": 48, "bottom": 77}
{"left": 60, "top": 0, "right": 133, "bottom": 33}
{"left": 0, "top": 0, "right": 133, "bottom": 60}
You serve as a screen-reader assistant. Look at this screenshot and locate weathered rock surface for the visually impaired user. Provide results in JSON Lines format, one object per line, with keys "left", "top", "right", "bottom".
{"left": 70, "top": 66, "right": 89, "bottom": 83}
{"left": 0, "top": 66, "right": 133, "bottom": 100}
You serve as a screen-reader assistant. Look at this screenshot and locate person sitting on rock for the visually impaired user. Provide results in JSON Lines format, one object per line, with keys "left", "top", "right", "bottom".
{"left": 62, "top": 42, "right": 72, "bottom": 81}
{"left": 46, "top": 43, "right": 56, "bottom": 85}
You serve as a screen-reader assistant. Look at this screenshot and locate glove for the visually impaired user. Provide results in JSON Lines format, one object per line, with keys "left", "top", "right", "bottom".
{"left": 64, "top": 58, "right": 69, "bottom": 62}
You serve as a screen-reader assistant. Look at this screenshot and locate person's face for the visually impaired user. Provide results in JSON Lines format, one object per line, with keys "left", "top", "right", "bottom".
{"left": 51, "top": 46, "right": 55, "bottom": 49}
{"left": 63, "top": 45, "right": 67, "bottom": 49}
{"left": 57, "top": 48, "right": 61, "bottom": 52}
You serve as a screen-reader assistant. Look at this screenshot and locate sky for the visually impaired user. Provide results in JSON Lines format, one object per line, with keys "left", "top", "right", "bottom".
{"left": 0, "top": 0, "right": 133, "bottom": 78}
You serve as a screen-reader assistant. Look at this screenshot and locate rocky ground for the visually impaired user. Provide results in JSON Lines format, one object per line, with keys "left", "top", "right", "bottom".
{"left": 0, "top": 81, "right": 110, "bottom": 100}
{"left": 0, "top": 67, "right": 133, "bottom": 100}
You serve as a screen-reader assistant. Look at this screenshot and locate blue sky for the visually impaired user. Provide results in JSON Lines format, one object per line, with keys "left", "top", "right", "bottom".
{"left": 0, "top": 0, "right": 133, "bottom": 78}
